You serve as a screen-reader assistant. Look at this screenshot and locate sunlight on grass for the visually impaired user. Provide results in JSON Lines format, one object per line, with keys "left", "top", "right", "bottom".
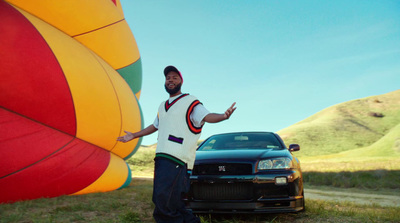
{"left": 301, "top": 158, "right": 400, "bottom": 172}
{"left": 127, "top": 145, "right": 156, "bottom": 177}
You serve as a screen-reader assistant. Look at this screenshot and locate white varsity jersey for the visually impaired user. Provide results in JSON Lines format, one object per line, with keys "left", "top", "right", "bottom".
{"left": 155, "top": 94, "right": 206, "bottom": 169}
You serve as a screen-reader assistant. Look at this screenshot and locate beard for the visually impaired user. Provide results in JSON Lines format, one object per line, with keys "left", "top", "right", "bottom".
{"left": 165, "top": 83, "right": 182, "bottom": 95}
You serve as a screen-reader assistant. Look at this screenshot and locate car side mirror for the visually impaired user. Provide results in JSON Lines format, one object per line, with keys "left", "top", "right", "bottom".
{"left": 289, "top": 144, "right": 300, "bottom": 152}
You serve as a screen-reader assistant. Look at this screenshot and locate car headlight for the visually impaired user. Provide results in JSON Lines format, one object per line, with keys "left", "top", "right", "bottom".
{"left": 257, "top": 157, "right": 293, "bottom": 170}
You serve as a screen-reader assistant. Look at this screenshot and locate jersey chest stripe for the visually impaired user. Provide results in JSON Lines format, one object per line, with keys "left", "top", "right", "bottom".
{"left": 164, "top": 94, "right": 189, "bottom": 112}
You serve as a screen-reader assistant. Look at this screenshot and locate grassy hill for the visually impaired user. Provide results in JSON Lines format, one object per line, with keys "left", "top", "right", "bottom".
{"left": 277, "top": 89, "right": 400, "bottom": 159}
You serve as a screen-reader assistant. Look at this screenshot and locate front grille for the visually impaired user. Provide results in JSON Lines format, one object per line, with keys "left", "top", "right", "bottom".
{"left": 193, "top": 163, "right": 253, "bottom": 175}
{"left": 192, "top": 182, "right": 253, "bottom": 200}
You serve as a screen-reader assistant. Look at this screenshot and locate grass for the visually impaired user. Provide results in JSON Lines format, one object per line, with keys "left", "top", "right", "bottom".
{"left": 303, "top": 169, "right": 400, "bottom": 190}
{"left": 300, "top": 157, "right": 400, "bottom": 171}
{"left": 1, "top": 146, "right": 400, "bottom": 222}
{"left": 0, "top": 179, "right": 154, "bottom": 223}
{"left": 126, "top": 145, "right": 156, "bottom": 177}
{"left": 197, "top": 200, "right": 400, "bottom": 223}
{"left": 2, "top": 145, "right": 399, "bottom": 222}
{"left": 1, "top": 178, "right": 399, "bottom": 223}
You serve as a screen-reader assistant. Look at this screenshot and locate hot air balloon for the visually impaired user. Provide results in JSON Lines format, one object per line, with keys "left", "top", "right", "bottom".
{"left": 0, "top": 0, "right": 143, "bottom": 203}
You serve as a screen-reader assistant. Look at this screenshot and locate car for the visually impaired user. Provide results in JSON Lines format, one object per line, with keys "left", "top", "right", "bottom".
{"left": 184, "top": 132, "right": 305, "bottom": 214}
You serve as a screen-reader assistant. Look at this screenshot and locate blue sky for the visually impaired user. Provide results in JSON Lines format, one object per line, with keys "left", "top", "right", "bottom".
{"left": 120, "top": 0, "right": 400, "bottom": 145}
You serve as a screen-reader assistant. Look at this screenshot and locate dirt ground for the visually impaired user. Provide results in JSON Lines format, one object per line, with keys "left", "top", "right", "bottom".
{"left": 305, "top": 188, "right": 400, "bottom": 207}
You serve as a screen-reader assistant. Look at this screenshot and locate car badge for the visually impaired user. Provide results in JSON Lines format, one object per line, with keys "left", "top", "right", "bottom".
{"left": 218, "top": 166, "right": 226, "bottom": 172}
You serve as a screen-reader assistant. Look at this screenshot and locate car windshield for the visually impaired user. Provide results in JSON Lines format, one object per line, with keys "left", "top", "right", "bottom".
{"left": 198, "top": 133, "right": 283, "bottom": 151}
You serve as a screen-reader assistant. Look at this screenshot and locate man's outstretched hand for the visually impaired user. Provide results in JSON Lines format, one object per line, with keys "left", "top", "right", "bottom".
{"left": 117, "top": 125, "right": 158, "bottom": 143}
{"left": 203, "top": 102, "right": 237, "bottom": 123}
{"left": 117, "top": 131, "right": 135, "bottom": 143}
{"left": 224, "top": 102, "right": 237, "bottom": 119}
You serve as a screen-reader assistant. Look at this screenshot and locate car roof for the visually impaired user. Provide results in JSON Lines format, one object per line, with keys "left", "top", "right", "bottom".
{"left": 200, "top": 132, "right": 286, "bottom": 149}
{"left": 208, "top": 131, "right": 276, "bottom": 136}
{"left": 204, "top": 132, "right": 280, "bottom": 142}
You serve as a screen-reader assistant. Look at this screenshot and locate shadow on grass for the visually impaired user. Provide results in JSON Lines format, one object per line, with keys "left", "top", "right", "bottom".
{"left": 303, "top": 170, "right": 400, "bottom": 189}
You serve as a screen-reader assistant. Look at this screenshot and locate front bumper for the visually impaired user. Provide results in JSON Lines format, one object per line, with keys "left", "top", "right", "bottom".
{"left": 187, "top": 197, "right": 304, "bottom": 214}
{"left": 184, "top": 171, "right": 304, "bottom": 213}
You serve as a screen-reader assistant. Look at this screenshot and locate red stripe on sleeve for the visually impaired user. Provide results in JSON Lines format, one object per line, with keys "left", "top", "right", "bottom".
{"left": 186, "top": 100, "right": 202, "bottom": 134}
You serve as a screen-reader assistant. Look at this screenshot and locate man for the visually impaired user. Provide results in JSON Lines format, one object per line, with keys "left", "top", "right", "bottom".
{"left": 117, "top": 65, "right": 236, "bottom": 223}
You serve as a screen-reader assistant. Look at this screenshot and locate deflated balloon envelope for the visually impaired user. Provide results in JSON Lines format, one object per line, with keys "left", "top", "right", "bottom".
{"left": 0, "top": 0, "right": 143, "bottom": 203}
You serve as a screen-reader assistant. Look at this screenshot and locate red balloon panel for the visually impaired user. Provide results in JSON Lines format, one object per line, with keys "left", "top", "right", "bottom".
{"left": 0, "top": 109, "right": 77, "bottom": 178}
{"left": 0, "top": 117, "right": 110, "bottom": 203}
{"left": 0, "top": 1, "right": 76, "bottom": 136}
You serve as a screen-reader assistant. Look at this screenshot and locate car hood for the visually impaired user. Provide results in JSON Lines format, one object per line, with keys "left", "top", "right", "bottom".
{"left": 195, "top": 149, "right": 289, "bottom": 163}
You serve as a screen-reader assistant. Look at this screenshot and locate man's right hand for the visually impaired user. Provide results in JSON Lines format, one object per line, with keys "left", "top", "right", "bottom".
{"left": 117, "top": 131, "right": 135, "bottom": 143}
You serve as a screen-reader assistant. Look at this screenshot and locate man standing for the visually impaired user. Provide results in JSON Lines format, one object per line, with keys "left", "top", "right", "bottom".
{"left": 117, "top": 65, "right": 236, "bottom": 223}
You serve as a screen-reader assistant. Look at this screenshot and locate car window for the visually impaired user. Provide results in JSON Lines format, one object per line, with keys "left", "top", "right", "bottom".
{"left": 198, "top": 133, "right": 282, "bottom": 151}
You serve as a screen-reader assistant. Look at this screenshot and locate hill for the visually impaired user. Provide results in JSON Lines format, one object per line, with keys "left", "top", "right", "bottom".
{"left": 277, "top": 90, "right": 400, "bottom": 159}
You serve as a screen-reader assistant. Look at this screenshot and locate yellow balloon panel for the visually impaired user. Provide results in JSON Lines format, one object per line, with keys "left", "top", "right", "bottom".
{"left": 97, "top": 53, "right": 142, "bottom": 158}
{"left": 2, "top": 0, "right": 142, "bottom": 203}
{"left": 17, "top": 8, "right": 129, "bottom": 152}
{"left": 5, "top": 0, "right": 124, "bottom": 36}
{"left": 72, "top": 153, "right": 129, "bottom": 195}
{"left": 74, "top": 20, "right": 140, "bottom": 70}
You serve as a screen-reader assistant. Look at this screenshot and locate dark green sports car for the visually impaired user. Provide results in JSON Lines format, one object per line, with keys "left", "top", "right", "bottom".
{"left": 184, "top": 132, "right": 305, "bottom": 213}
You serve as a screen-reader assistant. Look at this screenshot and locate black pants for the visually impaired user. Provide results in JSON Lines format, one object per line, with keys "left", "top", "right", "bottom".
{"left": 152, "top": 157, "right": 200, "bottom": 223}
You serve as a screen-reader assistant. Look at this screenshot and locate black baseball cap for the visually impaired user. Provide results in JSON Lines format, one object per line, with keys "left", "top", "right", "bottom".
{"left": 164, "top": 65, "right": 183, "bottom": 82}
